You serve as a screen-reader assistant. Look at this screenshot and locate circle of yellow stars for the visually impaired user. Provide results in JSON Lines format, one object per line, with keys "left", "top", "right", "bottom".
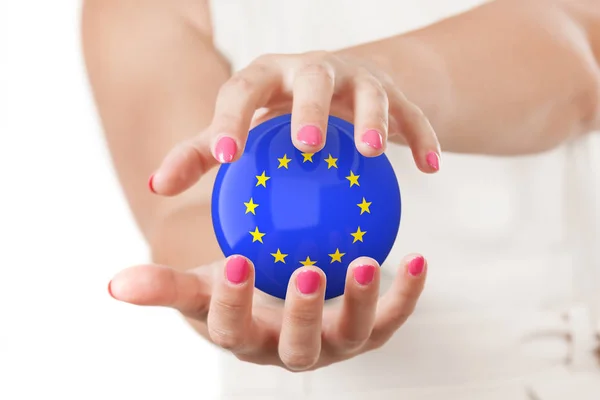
{"left": 245, "top": 151, "right": 372, "bottom": 266}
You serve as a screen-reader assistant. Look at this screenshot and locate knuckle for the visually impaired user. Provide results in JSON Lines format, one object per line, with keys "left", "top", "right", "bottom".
{"left": 254, "top": 53, "right": 276, "bottom": 65}
{"left": 297, "top": 102, "right": 328, "bottom": 119}
{"left": 358, "top": 76, "right": 386, "bottom": 99}
{"left": 388, "top": 304, "right": 413, "bottom": 325}
{"left": 337, "top": 334, "right": 369, "bottom": 351}
{"left": 279, "top": 348, "right": 319, "bottom": 371}
{"left": 304, "top": 50, "right": 330, "bottom": 62}
{"left": 212, "top": 296, "right": 246, "bottom": 315}
{"left": 296, "top": 62, "right": 334, "bottom": 84}
{"left": 208, "top": 325, "right": 245, "bottom": 351}
{"left": 222, "top": 74, "right": 255, "bottom": 96}
{"left": 212, "top": 111, "right": 244, "bottom": 134}
{"left": 406, "top": 103, "right": 426, "bottom": 121}
{"left": 366, "top": 336, "right": 388, "bottom": 351}
{"left": 283, "top": 309, "right": 321, "bottom": 328}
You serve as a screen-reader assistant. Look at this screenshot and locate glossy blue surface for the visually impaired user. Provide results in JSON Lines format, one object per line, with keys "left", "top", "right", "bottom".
{"left": 211, "top": 114, "right": 401, "bottom": 299}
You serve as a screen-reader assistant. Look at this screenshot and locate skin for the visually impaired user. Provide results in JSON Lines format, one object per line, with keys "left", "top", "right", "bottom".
{"left": 82, "top": 0, "right": 600, "bottom": 372}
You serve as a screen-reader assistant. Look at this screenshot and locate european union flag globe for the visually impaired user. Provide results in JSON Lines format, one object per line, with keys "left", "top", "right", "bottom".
{"left": 212, "top": 114, "right": 401, "bottom": 299}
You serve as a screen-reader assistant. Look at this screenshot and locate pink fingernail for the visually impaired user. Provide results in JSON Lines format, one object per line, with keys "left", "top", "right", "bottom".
{"left": 297, "top": 270, "right": 320, "bottom": 294}
{"left": 361, "top": 130, "right": 383, "bottom": 150}
{"left": 426, "top": 151, "right": 440, "bottom": 171}
{"left": 108, "top": 280, "right": 115, "bottom": 298}
{"left": 215, "top": 136, "right": 237, "bottom": 163}
{"left": 225, "top": 256, "right": 249, "bottom": 284}
{"left": 297, "top": 125, "right": 322, "bottom": 146}
{"left": 353, "top": 265, "right": 375, "bottom": 286}
{"left": 408, "top": 256, "right": 425, "bottom": 277}
{"left": 148, "top": 174, "right": 156, "bottom": 193}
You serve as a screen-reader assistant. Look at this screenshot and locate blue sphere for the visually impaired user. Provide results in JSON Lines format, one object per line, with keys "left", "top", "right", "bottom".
{"left": 211, "top": 114, "right": 401, "bottom": 299}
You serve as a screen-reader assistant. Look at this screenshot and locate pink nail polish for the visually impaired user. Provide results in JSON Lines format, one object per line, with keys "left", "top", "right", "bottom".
{"left": 297, "top": 125, "right": 322, "bottom": 146}
{"left": 297, "top": 270, "right": 320, "bottom": 294}
{"left": 108, "top": 280, "right": 115, "bottom": 298}
{"left": 215, "top": 136, "right": 237, "bottom": 163}
{"left": 353, "top": 265, "right": 375, "bottom": 286}
{"left": 408, "top": 256, "right": 425, "bottom": 277}
{"left": 426, "top": 151, "right": 440, "bottom": 171}
{"left": 361, "top": 130, "right": 383, "bottom": 150}
{"left": 148, "top": 174, "right": 156, "bottom": 193}
{"left": 225, "top": 256, "right": 249, "bottom": 284}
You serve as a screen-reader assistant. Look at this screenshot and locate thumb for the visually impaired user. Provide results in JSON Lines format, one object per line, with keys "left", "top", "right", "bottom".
{"left": 108, "top": 264, "right": 212, "bottom": 319}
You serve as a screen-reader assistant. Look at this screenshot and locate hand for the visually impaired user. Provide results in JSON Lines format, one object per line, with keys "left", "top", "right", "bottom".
{"left": 148, "top": 51, "right": 441, "bottom": 196}
{"left": 108, "top": 253, "right": 427, "bottom": 371}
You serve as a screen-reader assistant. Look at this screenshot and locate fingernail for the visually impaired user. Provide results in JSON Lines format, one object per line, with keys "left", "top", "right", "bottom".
{"left": 361, "top": 130, "right": 382, "bottom": 150}
{"left": 353, "top": 265, "right": 376, "bottom": 286}
{"left": 225, "top": 256, "right": 249, "bottom": 284}
{"left": 108, "top": 280, "right": 114, "bottom": 298}
{"left": 297, "top": 125, "right": 322, "bottom": 146}
{"left": 215, "top": 136, "right": 237, "bottom": 163}
{"left": 426, "top": 151, "right": 440, "bottom": 171}
{"left": 148, "top": 174, "right": 156, "bottom": 193}
{"left": 408, "top": 256, "right": 425, "bottom": 277}
{"left": 297, "top": 270, "right": 320, "bottom": 294}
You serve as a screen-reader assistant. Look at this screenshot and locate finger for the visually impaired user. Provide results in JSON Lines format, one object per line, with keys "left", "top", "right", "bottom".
{"left": 108, "top": 263, "right": 211, "bottom": 319}
{"left": 353, "top": 72, "right": 389, "bottom": 157}
{"left": 207, "top": 256, "right": 258, "bottom": 353}
{"left": 149, "top": 62, "right": 281, "bottom": 196}
{"left": 388, "top": 87, "right": 441, "bottom": 173}
{"left": 278, "top": 266, "right": 326, "bottom": 371}
{"left": 368, "top": 254, "right": 427, "bottom": 348}
{"left": 325, "top": 257, "right": 380, "bottom": 354}
{"left": 149, "top": 135, "right": 213, "bottom": 196}
{"left": 290, "top": 62, "right": 335, "bottom": 153}
{"left": 209, "top": 61, "right": 281, "bottom": 162}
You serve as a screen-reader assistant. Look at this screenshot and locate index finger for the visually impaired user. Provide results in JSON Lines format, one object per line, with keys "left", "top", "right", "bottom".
{"left": 150, "top": 61, "right": 281, "bottom": 196}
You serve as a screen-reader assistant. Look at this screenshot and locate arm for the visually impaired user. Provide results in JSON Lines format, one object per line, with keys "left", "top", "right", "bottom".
{"left": 343, "top": 0, "right": 600, "bottom": 154}
{"left": 82, "top": 0, "right": 227, "bottom": 271}
{"left": 83, "top": 0, "right": 429, "bottom": 369}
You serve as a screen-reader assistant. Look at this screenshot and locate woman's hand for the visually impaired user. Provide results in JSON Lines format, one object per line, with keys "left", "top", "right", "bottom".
{"left": 149, "top": 51, "right": 441, "bottom": 196}
{"left": 109, "top": 253, "right": 427, "bottom": 371}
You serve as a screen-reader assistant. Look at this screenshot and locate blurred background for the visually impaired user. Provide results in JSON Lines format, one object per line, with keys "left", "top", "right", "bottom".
{"left": 0, "top": 2, "right": 221, "bottom": 399}
{"left": 1, "top": 1, "right": 599, "bottom": 399}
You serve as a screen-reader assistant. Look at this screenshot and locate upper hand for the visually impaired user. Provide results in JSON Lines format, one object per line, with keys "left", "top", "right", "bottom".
{"left": 148, "top": 51, "right": 441, "bottom": 196}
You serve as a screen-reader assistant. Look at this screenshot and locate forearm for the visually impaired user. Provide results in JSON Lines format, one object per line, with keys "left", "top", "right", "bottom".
{"left": 342, "top": 0, "right": 600, "bottom": 154}
{"left": 82, "top": 0, "right": 229, "bottom": 264}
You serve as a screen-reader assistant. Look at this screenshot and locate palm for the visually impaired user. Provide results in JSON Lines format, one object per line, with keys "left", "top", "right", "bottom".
{"left": 109, "top": 253, "right": 427, "bottom": 371}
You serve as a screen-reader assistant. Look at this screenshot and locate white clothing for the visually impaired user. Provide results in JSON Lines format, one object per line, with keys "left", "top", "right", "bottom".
{"left": 208, "top": 1, "right": 600, "bottom": 398}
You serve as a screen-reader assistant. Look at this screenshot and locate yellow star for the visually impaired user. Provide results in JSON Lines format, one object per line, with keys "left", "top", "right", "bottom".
{"left": 300, "top": 256, "right": 317, "bottom": 266}
{"left": 350, "top": 226, "right": 366, "bottom": 243}
{"left": 357, "top": 197, "right": 372, "bottom": 214}
{"left": 324, "top": 154, "right": 338, "bottom": 169}
{"left": 249, "top": 227, "right": 266, "bottom": 243}
{"left": 243, "top": 197, "right": 259, "bottom": 215}
{"left": 271, "top": 249, "right": 288, "bottom": 263}
{"left": 255, "top": 171, "right": 270, "bottom": 187}
{"left": 346, "top": 171, "right": 360, "bottom": 187}
{"left": 301, "top": 152, "right": 314, "bottom": 163}
{"left": 328, "top": 248, "right": 346, "bottom": 263}
{"left": 277, "top": 154, "right": 292, "bottom": 169}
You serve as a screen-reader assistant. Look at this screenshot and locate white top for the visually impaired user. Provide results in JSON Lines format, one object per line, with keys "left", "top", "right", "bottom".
{"left": 208, "top": 1, "right": 600, "bottom": 399}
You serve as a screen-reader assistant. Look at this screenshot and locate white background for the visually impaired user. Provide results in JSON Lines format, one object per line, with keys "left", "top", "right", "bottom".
{"left": 1, "top": 1, "right": 599, "bottom": 399}
{"left": 0, "top": 2, "right": 221, "bottom": 399}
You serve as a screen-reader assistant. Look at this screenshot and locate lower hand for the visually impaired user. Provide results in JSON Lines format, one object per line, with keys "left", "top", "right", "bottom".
{"left": 108, "top": 253, "right": 427, "bottom": 371}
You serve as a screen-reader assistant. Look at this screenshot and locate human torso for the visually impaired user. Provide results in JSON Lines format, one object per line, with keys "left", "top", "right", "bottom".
{"left": 208, "top": 1, "right": 599, "bottom": 399}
